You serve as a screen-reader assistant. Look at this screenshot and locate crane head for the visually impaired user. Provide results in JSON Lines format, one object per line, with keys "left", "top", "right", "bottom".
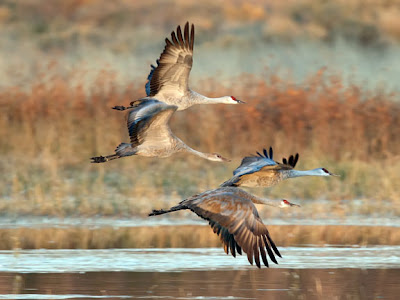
{"left": 209, "top": 153, "right": 231, "bottom": 162}
{"left": 281, "top": 199, "right": 300, "bottom": 208}
{"left": 230, "top": 96, "right": 245, "bottom": 104}
{"left": 321, "top": 168, "right": 340, "bottom": 177}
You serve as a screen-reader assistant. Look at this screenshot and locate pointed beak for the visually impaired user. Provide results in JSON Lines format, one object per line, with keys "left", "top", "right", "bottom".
{"left": 283, "top": 200, "right": 301, "bottom": 207}
{"left": 222, "top": 157, "right": 232, "bottom": 162}
{"left": 330, "top": 172, "right": 340, "bottom": 177}
{"left": 236, "top": 99, "right": 246, "bottom": 104}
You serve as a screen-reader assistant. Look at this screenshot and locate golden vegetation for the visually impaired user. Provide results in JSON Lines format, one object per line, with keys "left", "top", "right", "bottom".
{"left": 3, "top": 225, "right": 400, "bottom": 250}
{"left": 2, "top": 0, "right": 400, "bottom": 43}
{"left": 1, "top": 65, "right": 399, "bottom": 218}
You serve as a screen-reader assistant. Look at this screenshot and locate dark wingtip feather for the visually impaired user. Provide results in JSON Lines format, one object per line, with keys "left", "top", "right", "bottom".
{"left": 266, "top": 245, "right": 278, "bottom": 264}
{"left": 267, "top": 235, "right": 282, "bottom": 258}
{"left": 176, "top": 25, "right": 184, "bottom": 45}
{"left": 230, "top": 236, "right": 236, "bottom": 258}
{"left": 294, "top": 153, "right": 299, "bottom": 167}
{"left": 254, "top": 243, "right": 261, "bottom": 268}
{"left": 263, "top": 235, "right": 278, "bottom": 264}
{"left": 184, "top": 22, "right": 190, "bottom": 49}
{"left": 171, "top": 31, "right": 178, "bottom": 45}
{"left": 236, "top": 244, "right": 242, "bottom": 256}
{"left": 269, "top": 147, "right": 273, "bottom": 159}
{"left": 289, "top": 155, "right": 294, "bottom": 167}
{"left": 165, "top": 37, "right": 173, "bottom": 47}
{"left": 259, "top": 244, "right": 269, "bottom": 267}
{"left": 247, "top": 251, "right": 254, "bottom": 266}
{"left": 190, "top": 24, "right": 195, "bottom": 50}
{"left": 263, "top": 148, "right": 268, "bottom": 158}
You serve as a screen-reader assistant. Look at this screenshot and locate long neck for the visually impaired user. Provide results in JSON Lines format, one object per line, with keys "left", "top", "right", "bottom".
{"left": 286, "top": 169, "right": 321, "bottom": 178}
{"left": 250, "top": 195, "right": 283, "bottom": 208}
{"left": 190, "top": 91, "right": 230, "bottom": 105}
{"left": 180, "top": 142, "right": 214, "bottom": 161}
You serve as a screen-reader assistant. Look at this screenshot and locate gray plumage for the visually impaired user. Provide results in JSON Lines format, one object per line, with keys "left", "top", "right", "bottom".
{"left": 113, "top": 22, "right": 244, "bottom": 111}
{"left": 91, "top": 99, "right": 230, "bottom": 163}
{"left": 221, "top": 147, "right": 338, "bottom": 187}
{"left": 149, "top": 187, "right": 300, "bottom": 268}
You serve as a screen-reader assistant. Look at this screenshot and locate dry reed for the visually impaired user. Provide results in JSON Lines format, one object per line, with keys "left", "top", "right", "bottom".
{"left": 0, "top": 66, "right": 399, "bottom": 217}
{"left": 2, "top": 225, "right": 400, "bottom": 250}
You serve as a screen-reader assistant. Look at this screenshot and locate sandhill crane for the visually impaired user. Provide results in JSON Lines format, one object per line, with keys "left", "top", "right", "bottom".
{"left": 149, "top": 186, "right": 299, "bottom": 268}
{"left": 91, "top": 99, "right": 230, "bottom": 163}
{"left": 113, "top": 22, "right": 245, "bottom": 112}
{"left": 220, "top": 147, "right": 338, "bottom": 187}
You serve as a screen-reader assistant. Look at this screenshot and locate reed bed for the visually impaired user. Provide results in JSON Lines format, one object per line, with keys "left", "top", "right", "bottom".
{"left": 1, "top": 67, "right": 399, "bottom": 218}
{"left": 0, "top": 66, "right": 400, "bottom": 216}
{"left": 4, "top": 225, "right": 400, "bottom": 250}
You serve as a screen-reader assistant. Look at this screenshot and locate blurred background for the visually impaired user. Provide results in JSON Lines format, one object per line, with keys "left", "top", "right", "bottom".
{"left": 0, "top": 0, "right": 399, "bottom": 298}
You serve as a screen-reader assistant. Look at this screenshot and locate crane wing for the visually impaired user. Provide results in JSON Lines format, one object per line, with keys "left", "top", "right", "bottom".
{"left": 183, "top": 188, "right": 281, "bottom": 268}
{"left": 233, "top": 148, "right": 277, "bottom": 177}
{"left": 145, "top": 22, "right": 194, "bottom": 97}
{"left": 126, "top": 99, "right": 178, "bottom": 148}
{"left": 234, "top": 148, "right": 300, "bottom": 176}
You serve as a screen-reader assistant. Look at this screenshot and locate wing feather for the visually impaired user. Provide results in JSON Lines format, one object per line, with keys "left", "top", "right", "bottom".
{"left": 126, "top": 99, "right": 178, "bottom": 147}
{"left": 233, "top": 149, "right": 277, "bottom": 177}
{"left": 233, "top": 147, "right": 300, "bottom": 177}
{"left": 146, "top": 22, "right": 194, "bottom": 97}
{"left": 182, "top": 187, "right": 279, "bottom": 268}
{"left": 254, "top": 238, "right": 260, "bottom": 268}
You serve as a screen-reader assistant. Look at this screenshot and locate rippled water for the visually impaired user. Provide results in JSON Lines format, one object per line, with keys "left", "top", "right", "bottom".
{"left": 0, "top": 216, "right": 399, "bottom": 229}
{"left": 2, "top": 246, "right": 400, "bottom": 273}
{"left": 0, "top": 246, "right": 399, "bottom": 299}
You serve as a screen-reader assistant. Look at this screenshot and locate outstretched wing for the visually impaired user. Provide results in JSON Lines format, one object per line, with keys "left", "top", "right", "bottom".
{"left": 146, "top": 22, "right": 194, "bottom": 97}
{"left": 126, "top": 99, "right": 178, "bottom": 148}
{"left": 233, "top": 147, "right": 277, "bottom": 177}
{"left": 183, "top": 187, "right": 281, "bottom": 268}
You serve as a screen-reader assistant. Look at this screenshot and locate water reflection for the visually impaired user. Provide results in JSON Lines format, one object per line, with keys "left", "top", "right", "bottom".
{"left": 0, "top": 246, "right": 399, "bottom": 299}
{"left": 0, "top": 246, "right": 399, "bottom": 273}
{"left": 0, "top": 269, "right": 399, "bottom": 299}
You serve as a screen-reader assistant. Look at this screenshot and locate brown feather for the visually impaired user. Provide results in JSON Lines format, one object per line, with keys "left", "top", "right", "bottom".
{"left": 180, "top": 187, "right": 279, "bottom": 268}
{"left": 148, "top": 23, "right": 194, "bottom": 97}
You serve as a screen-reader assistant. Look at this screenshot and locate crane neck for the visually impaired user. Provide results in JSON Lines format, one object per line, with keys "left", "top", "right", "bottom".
{"left": 180, "top": 142, "right": 214, "bottom": 161}
{"left": 250, "top": 195, "right": 283, "bottom": 208}
{"left": 190, "top": 91, "right": 232, "bottom": 105}
{"left": 286, "top": 169, "right": 321, "bottom": 178}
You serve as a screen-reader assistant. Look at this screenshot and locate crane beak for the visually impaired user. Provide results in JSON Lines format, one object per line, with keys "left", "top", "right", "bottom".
{"left": 283, "top": 200, "right": 301, "bottom": 207}
{"left": 330, "top": 172, "right": 340, "bottom": 177}
{"left": 236, "top": 99, "right": 246, "bottom": 104}
{"left": 222, "top": 157, "right": 232, "bottom": 162}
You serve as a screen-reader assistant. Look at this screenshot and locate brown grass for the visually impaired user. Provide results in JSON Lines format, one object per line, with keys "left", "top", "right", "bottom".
{"left": 3, "top": 225, "right": 400, "bottom": 250}
{"left": 2, "top": 0, "right": 400, "bottom": 43}
{"left": 1, "top": 66, "right": 399, "bottom": 217}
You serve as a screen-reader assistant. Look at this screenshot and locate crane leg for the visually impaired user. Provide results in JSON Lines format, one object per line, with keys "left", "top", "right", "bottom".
{"left": 90, "top": 154, "right": 120, "bottom": 163}
{"left": 148, "top": 205, "right": 185, "bottom": 216}
{"left": 112, "top": 105, "right": 134, "bottom": 111}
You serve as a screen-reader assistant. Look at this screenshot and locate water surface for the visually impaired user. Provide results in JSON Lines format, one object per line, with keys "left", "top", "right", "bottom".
{"left": 1, "top": 269, "right": 399, "bottom": 299}
{"left": 1, "top": 246, "right": 399, "bottom": 299}
{"left": 2, "top": 246, "right": 400, "bottom": 273}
